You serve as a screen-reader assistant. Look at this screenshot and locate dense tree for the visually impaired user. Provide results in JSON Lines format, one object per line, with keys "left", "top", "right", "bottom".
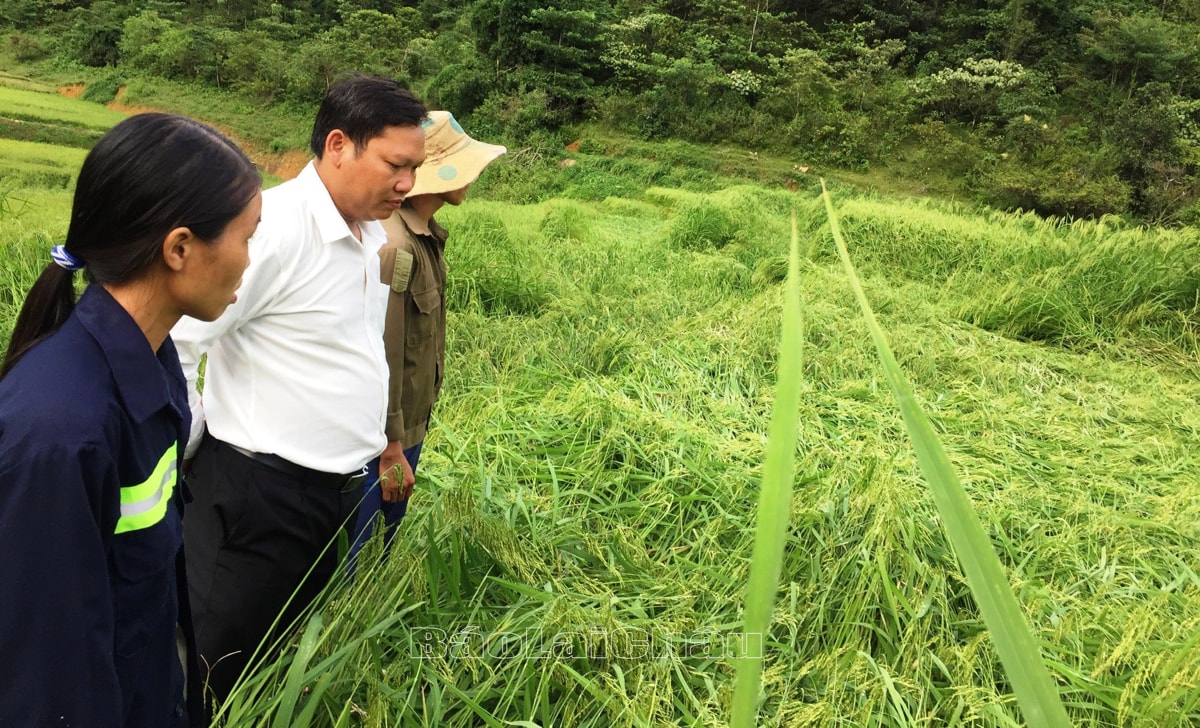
{"left": 1079, "top": 11, "right": 1200, "bottom": 94}
{"left": 470, "top": 0, "right": 610, "bottom": 118}
{"left": 9, "top": 0, "right": 1200, "bottom": 220}
{"left": 60, "top": 1, "right": 133, "bottom": 67}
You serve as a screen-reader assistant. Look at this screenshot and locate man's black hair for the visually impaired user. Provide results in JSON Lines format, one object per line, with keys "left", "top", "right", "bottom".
{"left": 309, "top": 74, "right": 427, "bottom": 158}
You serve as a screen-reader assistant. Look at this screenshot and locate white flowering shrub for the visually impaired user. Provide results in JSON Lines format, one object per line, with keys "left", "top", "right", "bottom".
{"left": 726, "top": 69, "right": 761, "bottom": 97}
{"left": 925, "top": 58, "right": 1029, "bottom": 92}
{"left": 911, "top": 57, "right": 1047, "bottom": 125}
{"left": 1171, "top": 97, "right": 1200, "bottom": 155}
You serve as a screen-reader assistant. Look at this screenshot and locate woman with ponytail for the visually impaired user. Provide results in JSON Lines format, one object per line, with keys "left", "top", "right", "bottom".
{"left": 0, "top": 112, "right": 261, "bottom": 727}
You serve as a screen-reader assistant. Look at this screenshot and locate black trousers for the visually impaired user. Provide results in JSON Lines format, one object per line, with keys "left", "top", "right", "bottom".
{"left": 183, "top": 436, "right": 362, "bottom": 710}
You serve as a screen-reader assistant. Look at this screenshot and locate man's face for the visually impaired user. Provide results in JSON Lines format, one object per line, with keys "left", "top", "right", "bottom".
{"left": 331, "top": 124, "right": 426, "bottom": 223}
{"left": 441, "top": 184, "right": 471, "bottom": 206}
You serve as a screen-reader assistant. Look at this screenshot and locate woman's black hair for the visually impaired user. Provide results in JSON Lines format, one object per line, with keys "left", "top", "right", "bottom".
{"left": 309, "top": 74, "right": 427, "bottom": 158}
{"left": 1, "top": 112, "right": 260, "bottom": 379}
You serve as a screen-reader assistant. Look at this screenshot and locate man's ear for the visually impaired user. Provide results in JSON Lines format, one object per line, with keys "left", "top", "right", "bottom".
{"left": 161, "top": 227, "right": 194, "bottom": 273}
{"left": 325, "top": 129, "right": 352, "bottom": 165}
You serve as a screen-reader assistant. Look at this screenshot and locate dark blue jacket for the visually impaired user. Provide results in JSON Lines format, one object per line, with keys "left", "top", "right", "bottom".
{"left": 0, "top": 285, "right": 200, "bottom": 727}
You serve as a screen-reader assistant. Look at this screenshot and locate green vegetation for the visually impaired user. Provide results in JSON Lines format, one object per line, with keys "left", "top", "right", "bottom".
{"left": 731, "top": 215, "right": 806, "bottom": 728}
{"left": 4, "top": 39, "right": 1200, "bottom": 728}
{"left": 0, "top": 138, "right": 88, "bottom": 188}
{"left": 0, "top": 86, "right": 125, "bottom": 129}
{"left": 6, "top": 1, "right": 1200, "bottom": 221}
{"left": 207, "top": 185, "right": 1199, "bottom": 726}
{"left": 0, "top": 84, "right": 110, "bottom": 151}
{"left": 113, "top": 78, "right": 313, "bottom": 154}
{"left": 823, "top": 183, "right": 1070, "bottom": 726}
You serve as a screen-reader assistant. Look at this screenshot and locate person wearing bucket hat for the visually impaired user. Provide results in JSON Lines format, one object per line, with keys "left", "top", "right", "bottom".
{"left": 350, "top": 110, "right": 505, "bottom": 560}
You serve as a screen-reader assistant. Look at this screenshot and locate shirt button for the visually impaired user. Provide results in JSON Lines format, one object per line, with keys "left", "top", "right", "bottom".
{"left": 176, "top": 704, "right": 185, "bottom": 718}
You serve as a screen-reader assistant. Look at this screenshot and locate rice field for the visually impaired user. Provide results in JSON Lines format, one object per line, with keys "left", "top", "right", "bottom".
{"left": 0, "top": 85, "right": 126, "bottom": 128}
{"left": 3, "top": 78, "right": 1200, "bottom": 727}
{"left": 0, "top": 83, "right": 121, "bottom": 189}
{"left": 216, "top": 187, "right": 1200, "bottom": 726}
{"left": 0, "top": 138, "right": 89, "bottom": 188}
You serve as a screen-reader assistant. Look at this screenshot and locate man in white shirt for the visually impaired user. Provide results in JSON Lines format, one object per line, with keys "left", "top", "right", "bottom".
{"left": 171, "top": 74, "right": 426, "bottom": 708}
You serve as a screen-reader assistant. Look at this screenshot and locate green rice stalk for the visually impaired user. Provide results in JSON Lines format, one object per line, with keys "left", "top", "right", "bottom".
{"left": 820, "top": 179, "right": 1073, "bottom": 728}
{"left": 731, "top": 214, "right": 805, "bottom": 728}
{"left": 273, "top": 612, "right": 324, "bottom": 728}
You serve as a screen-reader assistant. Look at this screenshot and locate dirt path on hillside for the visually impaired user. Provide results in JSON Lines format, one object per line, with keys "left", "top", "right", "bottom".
{"left": 58, "top": 84, "right": 309, "bottom": 180}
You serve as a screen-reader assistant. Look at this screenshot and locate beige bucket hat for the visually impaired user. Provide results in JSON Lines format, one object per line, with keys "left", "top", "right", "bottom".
{"left": 408, "top": 110, "right": 507, "bottom": 197}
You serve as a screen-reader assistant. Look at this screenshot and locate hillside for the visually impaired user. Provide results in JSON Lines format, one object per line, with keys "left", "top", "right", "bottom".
{"left": 2, "top": 72, "right": 1200, "bottom": 727}
{"left": 7, "top": 1, "right": 1200, "bottom": 222}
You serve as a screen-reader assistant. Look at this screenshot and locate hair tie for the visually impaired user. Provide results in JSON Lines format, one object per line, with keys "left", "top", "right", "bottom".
{"left": 50, "top": 245, "right": 83, "bottom": 271}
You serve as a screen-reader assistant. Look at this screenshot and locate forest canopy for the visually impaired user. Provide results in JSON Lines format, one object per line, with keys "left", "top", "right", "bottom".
{"left": 6, "top": 0, "right": 1200, "bottom": 223}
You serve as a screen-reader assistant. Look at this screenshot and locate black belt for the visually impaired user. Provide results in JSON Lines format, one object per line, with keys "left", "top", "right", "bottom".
{"left": 209, "top": 437, "right": 367, "bottom": 492}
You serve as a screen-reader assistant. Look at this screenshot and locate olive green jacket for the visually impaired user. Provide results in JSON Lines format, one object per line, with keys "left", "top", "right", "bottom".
{"left": 378, "top": 204, "right": 447, "bottom": 446}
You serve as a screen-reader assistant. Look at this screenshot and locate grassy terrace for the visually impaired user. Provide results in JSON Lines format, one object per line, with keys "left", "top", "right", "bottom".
{"left": 2, "top": 71, "right": 1199, "bottom": 726}
{"left": 0, "top": 85, "right": 126, "bottom": 128}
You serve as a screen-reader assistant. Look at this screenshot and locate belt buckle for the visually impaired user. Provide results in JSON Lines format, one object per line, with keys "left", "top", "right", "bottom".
{"left": 340, "top": 465, "right": 369, "bottom": 493}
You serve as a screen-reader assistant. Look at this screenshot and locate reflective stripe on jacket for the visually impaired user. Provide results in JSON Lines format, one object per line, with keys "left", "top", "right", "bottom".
{"left": 0, "top": 285, "right": 199, "bottom": 727}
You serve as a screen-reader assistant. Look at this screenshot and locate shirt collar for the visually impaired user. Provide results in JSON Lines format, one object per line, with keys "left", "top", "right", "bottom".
{"left": 74, "top": 285, "right": 182, "bottom": 424}
{"left": 299, "top": 161, "right": 388, "bottom": 248}
{"left": 397, "top": 204, "right": 448, "bottom": 243}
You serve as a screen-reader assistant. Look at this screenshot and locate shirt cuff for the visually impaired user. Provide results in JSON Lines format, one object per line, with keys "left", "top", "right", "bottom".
{"left": 385, "top": 414, "right": 405, "bottom": 443}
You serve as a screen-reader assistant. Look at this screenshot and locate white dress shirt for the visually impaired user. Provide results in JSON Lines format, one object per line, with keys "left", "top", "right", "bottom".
{"left": 172, "top": 162, "right": 390, "bottom": 474}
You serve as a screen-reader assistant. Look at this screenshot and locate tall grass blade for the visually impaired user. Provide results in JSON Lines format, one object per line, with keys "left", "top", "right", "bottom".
{"left": 819, "top": 179, "right": 1073, "bottom": 728}
{"left": 291, "top": 670, "right": 336, "bottom": 727}
{"left": 272, "top": 611, "right": 324, "bottom": 728}
{"left": 731, "top": 214, "right": 806, "bottom": 728}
